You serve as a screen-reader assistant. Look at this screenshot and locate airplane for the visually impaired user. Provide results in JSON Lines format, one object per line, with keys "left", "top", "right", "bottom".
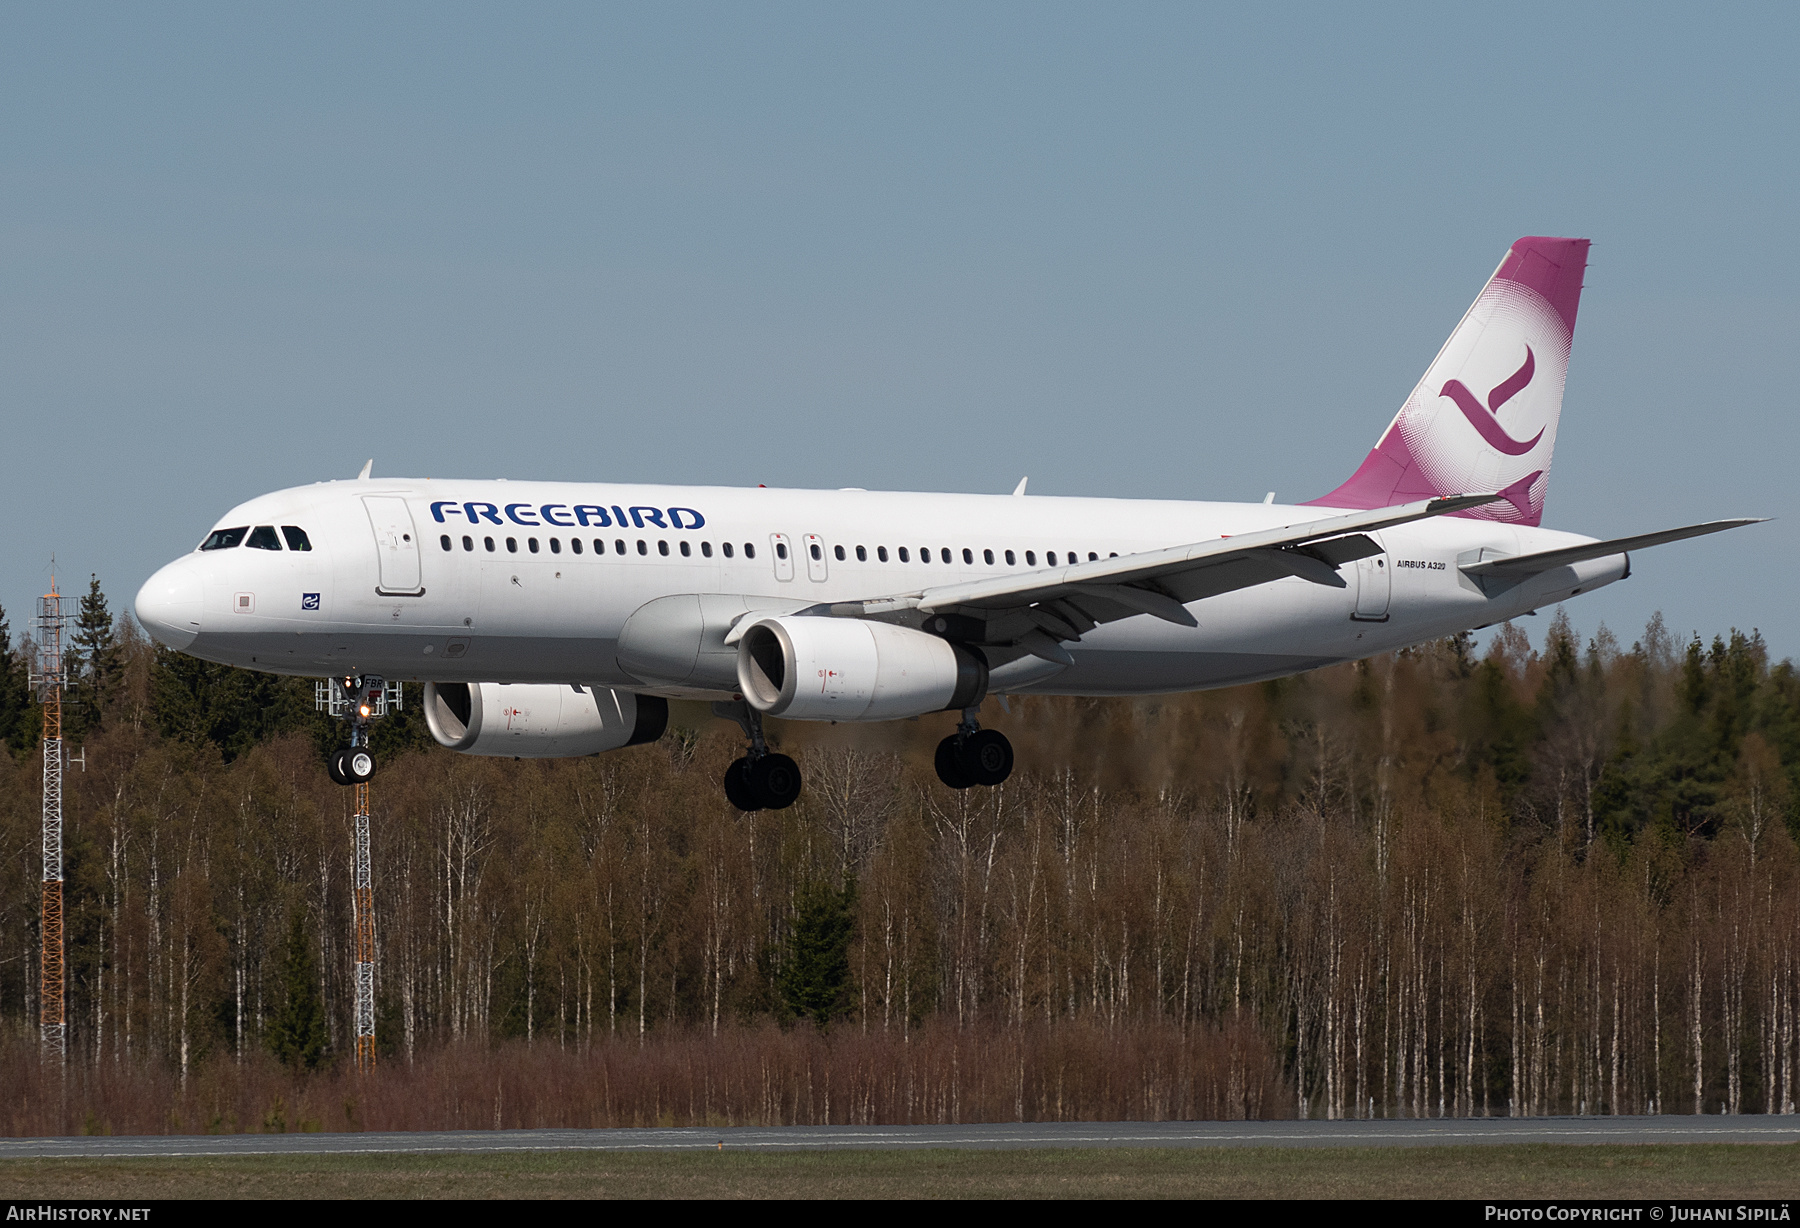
{"left": 134, "top": 236, "right": 1761, "bottom": 811}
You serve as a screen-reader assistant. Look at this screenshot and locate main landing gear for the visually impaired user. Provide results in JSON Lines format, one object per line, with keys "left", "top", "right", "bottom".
{"left": 714, "top": 700, "right": 802, "bottom": 812}
{"left": 707, "top": 700, "right": 1012, "bottom": 808}
{"left": 935, "top": 708, "right": 1014, "bottom": 790}
{"left": 320, "top": 674, "right": 391, "bottom": 787}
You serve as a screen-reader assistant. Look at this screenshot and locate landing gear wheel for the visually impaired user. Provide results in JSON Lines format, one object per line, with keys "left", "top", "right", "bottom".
{"left": 343, "top": 747, "right": 375, "bottom": 784}
{"left": 327, "top": 748, "right": 351, "bottom": 786}
{"left": 935, "top": 736, "right": 975, "bottom": 789}
{"left": 748, "top": 753, "right": 802, "bottom": 810}
{"left": 723, "top": 757, "right": 758, "bottom": 811}
{"left": 960, "top": 729, "right": 1014, "bottom": 787}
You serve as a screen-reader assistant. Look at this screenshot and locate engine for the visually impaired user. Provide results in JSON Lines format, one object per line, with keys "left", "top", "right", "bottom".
{"left": 422, "top": 682, "right": 668, "bottom": 757}
{"left": 736, "top": 616, "right": 986, "bottom": 721}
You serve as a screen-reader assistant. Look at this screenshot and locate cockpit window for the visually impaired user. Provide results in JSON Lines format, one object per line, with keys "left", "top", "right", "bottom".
{"left": 281, "top": 526, "right": 313, "bottom": 551}
{"left": 246, "top": 526, "right": 282, "bottom": 550}
{"left": 200, "top": 527, "right": 249, "bottom": 551}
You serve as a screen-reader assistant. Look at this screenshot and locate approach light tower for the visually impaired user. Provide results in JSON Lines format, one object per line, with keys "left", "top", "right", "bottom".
{"left": 351, "top": 776, "right": 376, "bottom": 1071}
{"left": 35, "top": 577, "right": 67, "bottom": 1064}
{"left": 316, "top": 676, "right": 398, "bottom": 1072}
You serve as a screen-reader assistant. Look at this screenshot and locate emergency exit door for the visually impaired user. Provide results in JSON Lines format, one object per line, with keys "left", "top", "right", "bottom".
{"left": 770, "top": 533, "right": 795, "bottom": 582}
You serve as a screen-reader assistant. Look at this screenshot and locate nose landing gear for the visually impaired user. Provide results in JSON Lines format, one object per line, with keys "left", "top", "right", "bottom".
{"left": 714, "top": 700, "right": 802, "bottom": 811}
{"left": 329, "top": 745, "right": 376, "bottom": 785}
{"left": 317, "top": 675, "right": 396, "bottom": 786}
{"left": 935, "top": 708, "right": 1014, "bottom": 790}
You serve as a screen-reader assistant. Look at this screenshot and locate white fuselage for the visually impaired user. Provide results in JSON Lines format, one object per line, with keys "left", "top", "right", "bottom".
{"left": 134, "top": 478, "right": 1627, "bottom": 701}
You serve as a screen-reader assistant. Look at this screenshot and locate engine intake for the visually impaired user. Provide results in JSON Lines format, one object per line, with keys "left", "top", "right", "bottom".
{"left": 736, "top": 616, "right": 986, "bottom": 721}
{"left": 423, "top": 682, "right": 667, "bottom": 757}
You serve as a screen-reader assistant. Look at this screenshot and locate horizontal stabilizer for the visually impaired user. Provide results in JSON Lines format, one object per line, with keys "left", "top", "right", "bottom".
{"left": 1460, "top": 519, "right": 1766, "bottom": 578}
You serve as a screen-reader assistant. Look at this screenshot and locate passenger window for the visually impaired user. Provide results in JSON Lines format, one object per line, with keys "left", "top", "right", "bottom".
{"left": 615, "top": 540, "right": 626, "bottom": 554}
{"left": 1046, "top": 552, "right": 1057, "bottom": 565}
{"left": 658, "top": 540, "right": 670, "bottom": 556}
{"left": 571, "top": 538, "right": 582, "bottom": 554}
{"left": 920, "top": 548, "right": 930, "bottom": 564}
{"left": 1026, "top": 551, "right": 1036, "bottom": 566}
{"left": 723, "top": 542, "right": 734, "bottom": 558}
{"left": 776, "top": 542, "right": 788, "bottom": 560}
{"left": 485, "top": 537, "right": 496, "bottom": 552}
{"left": 855, "top": 545, "right": 866, "bottom": 562}
{"left": 280, "top": 526, "right": 312, "bottom": 551}
{"left": 550, "top": 538, "right": 561, "bottom": 554}
{"left": 1005, "top": 550, "right": 1015, "bottom": 566}
{"left": 809, "top": 543, "right": 821, "bottom": 561}
{"left": 877, "top": 546, "right": 888, "bottom": 562}
{"left": 745, "top": 543, "right": 755, "bottom": 559}
{"left": 680, "top": 540, "right": 691, "bottom": 557}
{"left": 983, "top": 549, "right": 994, "bottom": 565}
{"left": 702, "top": 542, "right": 713, "bottom": 558}
{"left": 1110, "top": 552, "right": 1118, "bottom": 558}
{"left": 593, "top": 539, "right": 604, "bottom": 554}
{"left": 528, "top": 538, "right": 540, "bottom": 553}
{"left": 898, "top": 547, "right": 909, "bottom": 562}
{"left": 941, "top": 548, "right": 952, "bottom": 564}
{"left": 463, "top": 536, "right": 474, "bottom": 552}
{"left": 637, "top": 540, "right": 648, "bottom": 556}
{"left": 1089, "top": 552, "right": 1098, "bottom": 561}
{"left": 834, "top": 545, "right": 846, "bottom": 562}
{"left": 507, "top": 538, "right": 518, "bottom": 553}
{"left": 962, "top": 548, "right": 974, "bottom": 565}
{"left": 439, "top": 534, "right": 452, "bottom": 552}
{"left": 201, "top": 527, "right": 249, "bottom": 551}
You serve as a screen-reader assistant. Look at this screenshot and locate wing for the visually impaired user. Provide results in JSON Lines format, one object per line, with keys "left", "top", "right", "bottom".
{"left": 1459, "top": 519, "right": 1766, "bottom": 581}
{"left": 749, "top": 493, "right": 1504, "bottom": 664}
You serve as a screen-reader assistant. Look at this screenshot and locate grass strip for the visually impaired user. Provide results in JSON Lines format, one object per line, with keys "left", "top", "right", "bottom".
{"left": 1, "top": 1142, "right": 1796, "bottom": 1200}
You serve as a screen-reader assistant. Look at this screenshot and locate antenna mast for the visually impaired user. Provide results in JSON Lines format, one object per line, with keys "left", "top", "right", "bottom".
{"left": 35, "top": 575, "right": 67, "bottom": 1066}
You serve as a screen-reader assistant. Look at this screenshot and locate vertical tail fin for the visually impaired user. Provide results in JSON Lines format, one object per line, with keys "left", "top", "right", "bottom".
{"left": 1307, "top": 236, "right": 1589, "bottom": 526}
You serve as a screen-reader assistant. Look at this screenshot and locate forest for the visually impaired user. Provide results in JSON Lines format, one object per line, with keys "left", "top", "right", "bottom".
{"left": 2, "top": 577, "right": 1799, "bottom": 1134}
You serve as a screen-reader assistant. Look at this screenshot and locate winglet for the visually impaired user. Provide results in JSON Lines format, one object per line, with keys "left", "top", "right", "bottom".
{"left": 1012, "top": 476, "right": 1029, "bottom": 497}
{"left": 357, "top": 459, "right": 373, "bottom": 480}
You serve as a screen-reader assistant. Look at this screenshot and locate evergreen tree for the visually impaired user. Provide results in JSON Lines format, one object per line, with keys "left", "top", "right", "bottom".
{"left": 151, "top": 648, "right": 321, "bottom": 762}
{"left": 149, "top": 647, "right": 435, "bottom": 764}
{"left": 268, "top": 913, "right": 327, "bottom": 1071}
{"left": 0, "top": 605, "right": 36, "bottom": 755}
{"left": 779, "top": 879, "right": 857, "bottom": 1028}
{"left": 68, "top": 574, "right": 120, "bottom": 740}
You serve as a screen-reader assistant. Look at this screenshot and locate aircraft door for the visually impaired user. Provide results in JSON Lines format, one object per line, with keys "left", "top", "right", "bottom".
{"left": 770, "top": 533, "right": 795, "bottom": 582}
{"left": 364, "top": 496, "right": 425, "bottom": 595}
{"left": 1352, "top": 550, "right": 1390, "bottom": 622}
{"left": 803, "top": 534, "right": 828, "bottom": 582}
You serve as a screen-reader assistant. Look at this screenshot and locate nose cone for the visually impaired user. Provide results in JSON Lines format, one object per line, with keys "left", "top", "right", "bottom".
{"left": 136, "top": 559, "right": 204, "bottom": 650}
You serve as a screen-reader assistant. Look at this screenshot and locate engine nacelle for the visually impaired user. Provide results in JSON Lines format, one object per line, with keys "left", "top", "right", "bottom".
{"left": 736, "top": 616, "right": 986, "bottom": 721}
{"left": 423, "top": 682, "right": 668, "bottom": 757}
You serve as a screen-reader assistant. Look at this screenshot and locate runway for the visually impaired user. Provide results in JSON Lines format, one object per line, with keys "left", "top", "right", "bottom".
{"left": 4, "top": 1116, "right": 1799, "bottom": 1160}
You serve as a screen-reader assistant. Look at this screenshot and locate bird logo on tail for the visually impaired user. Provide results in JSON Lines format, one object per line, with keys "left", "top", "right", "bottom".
{"left": 1438, "top": 347, "right": 1542, "bottom": 456}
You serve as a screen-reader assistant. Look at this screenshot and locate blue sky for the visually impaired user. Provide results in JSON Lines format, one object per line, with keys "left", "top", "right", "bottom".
{"left": 3, "top": 4, "right": 1795, "bottom": 658}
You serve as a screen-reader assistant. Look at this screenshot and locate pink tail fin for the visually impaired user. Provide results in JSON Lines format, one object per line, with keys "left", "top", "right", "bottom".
{"left": 1306, "top": 236, "right": 1589, "bottom": 527}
